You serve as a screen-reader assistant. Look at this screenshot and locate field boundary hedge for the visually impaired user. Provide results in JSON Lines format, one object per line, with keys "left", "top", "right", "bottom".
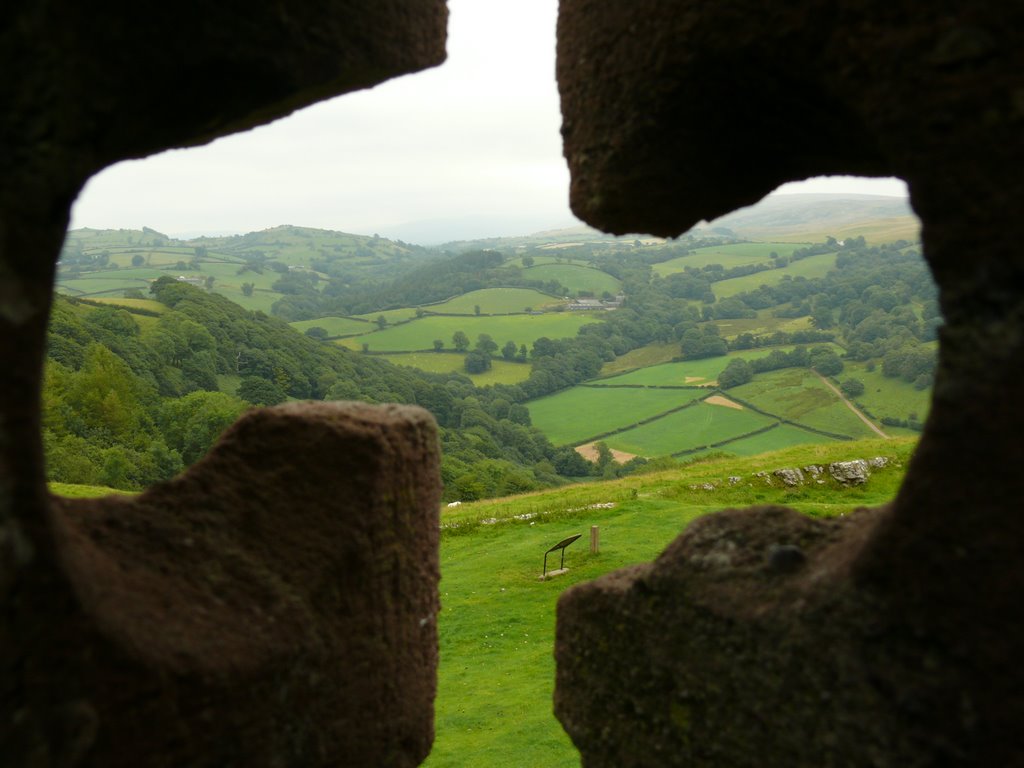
{"left": 715, "top": 390, "right": 855, "bottom": 441}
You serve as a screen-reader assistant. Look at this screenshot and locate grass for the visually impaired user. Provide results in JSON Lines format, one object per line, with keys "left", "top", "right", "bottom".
{"left": 427, "top": 437, "right": 915, "bottom": 766}
{"left": 594, "top": 347, "right": 835, "bottom": 387}
{"left": 336, "top": 313, "right": 600, "bottom": 353}
{"left": 605, "top": 402, "right": 775, "bottom": 456}
{"left": 841, "top": 361, "right": 933, "bottom": 423}
{"left": 528, "top": 388, "right": 703, "bottom": 446}
{"left": 652, "top": 242, "right": 805, "bottom": 276}
{"left": 290, "top": 316, "right": 372, "bottom": 337}
{"left": 599, "top": 342, "right": 681, "bottom": 376}
{"left": 711, "top": 309, "right": 815, "bottom": 340}
{"left": 49, "top": 482, "right": 132, "bottom": 498}
{"left": 521, "top": 264, "right": 621, "bottom": 295}
{"left": 88, "top": 297, "right": 168, "bottom": 313}
{"left": 425, "top": 288, "right": 560, "bottom": 315}
{"left": 730, "top": 368, "right": 878, "bottom": 438}
{"left": 50, "top": 437, "right": 915, "bottom": 768}
{"left": 698, "top": 423, "right": 841, "bottom": 456}
{"left": 353, "top": 307, "right": 421, "bottom": 324}
{"left": 712, "top": 252, "right": 838, "bottom": 299}
{"left": 383, "top": 353, "right": 532, "bottom": 385}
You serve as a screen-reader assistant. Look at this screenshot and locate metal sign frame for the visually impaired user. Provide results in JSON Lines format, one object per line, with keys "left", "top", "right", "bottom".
{"left": 543, "top": 533, "right": 582, "bottom": 577}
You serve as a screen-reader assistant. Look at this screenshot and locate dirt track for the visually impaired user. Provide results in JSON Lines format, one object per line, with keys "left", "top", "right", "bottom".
{"left": 815, "top": 372, "right": 889, "bottom": 439}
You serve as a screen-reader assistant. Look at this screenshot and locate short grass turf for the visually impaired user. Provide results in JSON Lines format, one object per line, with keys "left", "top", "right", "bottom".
{"left": 605, "top": 402, "right": 775, "bottom": 456}
{"left": 729, "top": 368, "right": 878, "bottom": 438}
{"left": 290, "top": 316, "right": 373, "bottom": 337}
{"left": 593, "top": 347, "right": 835, "bottom": 387}
{"left": 521, "top": 263, "right": 621, "bottom": 295}
{"left": 425, "top": 288, "right": 560, "bottom": 315}
{"left": 841, "top": 360, "right": 933, "bottom": 423}
{"left": 698, "top": 422, "right": 842, "bottom": 457}
{"left": 383, "top": 353, "right": 532, "bottom": 385}
{"left": 427, "top": 437, "right": 915, "bottom": 767}
{"left": 712, "top": 252, "right": 837, "bottom": 299}
{"left": 528, "top": 387, "right": 704, "bottom": 446}
{"left": 652, "top": 241, "right": 805, "bottom": 276}
{"left": 599, "top": 342, "right": 681, "bottom": 376}
{"left": 336, "top": 313, "right": 600, "bottom": 353}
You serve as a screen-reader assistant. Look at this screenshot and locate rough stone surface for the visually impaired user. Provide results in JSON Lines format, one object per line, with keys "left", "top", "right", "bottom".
{"left": 556, "top": 0, "right": 1024, "bottom": 764}
{"left": 2, "top": 5, "right": 446, "bottom": 766}
{"left": 10, "top": 402, "right": 442, "bottom": 767}
{"left": 828, "top": 459, "right": 871, "bottom": 486}
{"left": 773, "top": 467, "right": 805, "bottom": 487}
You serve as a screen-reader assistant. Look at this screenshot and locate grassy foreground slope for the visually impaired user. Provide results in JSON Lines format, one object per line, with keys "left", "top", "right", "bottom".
{"left": 429, "top": 437, "right": 915, "bottom": 766}
{"left": 53, "top": 437, "right": 916, "bottom": 767}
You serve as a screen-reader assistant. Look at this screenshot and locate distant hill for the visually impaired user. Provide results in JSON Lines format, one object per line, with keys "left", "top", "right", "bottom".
{"left": 700, "top": 193, "right": 918, "bottom": 243}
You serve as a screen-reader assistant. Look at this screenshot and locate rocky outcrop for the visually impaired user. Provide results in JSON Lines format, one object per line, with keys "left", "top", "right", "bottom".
{"left": 828, "top": 459, "right": 871, "bottom": 486}
{"left": 1, "top": 5, "right": 447, "bottom": 766}
{"left": 555, "top": 0, "right": 1024, "bottom": 764}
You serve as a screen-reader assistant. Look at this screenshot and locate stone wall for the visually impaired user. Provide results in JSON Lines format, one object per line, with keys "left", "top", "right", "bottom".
{"left": 1, "top": 4, "right": 447, "bottom": 766}
{"left": 555, "top": 0, "right": 1024, "bottom": 764}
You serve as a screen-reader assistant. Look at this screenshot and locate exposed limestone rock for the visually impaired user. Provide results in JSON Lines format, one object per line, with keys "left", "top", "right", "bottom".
{"left": 727, "top": 476, "right": 742, "bottom": 485}
{"left": 772, "top": 468, "right": 804, "bottom": 487}
{"left": 868, "top": 456, "right": 890, "bottom": 469}
{"left": 555, "top": 0, "right": 1024, "bottom": 764}
{"left": 802, "top": 465, "right": 824, "bottom": 477}
{"left": 828, "top": 459, "right": 871, "bottom": 486}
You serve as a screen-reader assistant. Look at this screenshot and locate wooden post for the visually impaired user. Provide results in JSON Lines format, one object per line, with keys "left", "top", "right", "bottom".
{"left": 590, "top": 525, "right": 600, "bottom": 553}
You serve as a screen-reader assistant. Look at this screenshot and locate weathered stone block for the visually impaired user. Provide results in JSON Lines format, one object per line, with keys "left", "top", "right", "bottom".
{"left": 8, "top": 402, "right": 441, "bottom": 767}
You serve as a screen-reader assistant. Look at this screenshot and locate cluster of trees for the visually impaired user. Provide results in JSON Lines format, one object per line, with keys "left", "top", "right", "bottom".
{"left": 44, "top": 279, "right": 600, "bottom": 499}
{"left": 717, "top": 345, "right": 844, "bottom": 388}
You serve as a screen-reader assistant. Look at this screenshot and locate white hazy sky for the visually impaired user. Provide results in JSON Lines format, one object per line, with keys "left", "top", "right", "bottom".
{"left": 70, "top": 0, "right": 907, "bottom": 242}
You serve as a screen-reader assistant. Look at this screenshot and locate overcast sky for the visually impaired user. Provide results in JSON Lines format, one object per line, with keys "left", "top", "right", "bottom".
{"left": 70, "top": 0, "right": 907, "bottom": 243}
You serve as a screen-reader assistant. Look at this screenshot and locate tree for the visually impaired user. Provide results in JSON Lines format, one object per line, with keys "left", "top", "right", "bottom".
{"left": 464, "top": 350, "right": 492, "bottom": 374}
{"left": 810, "top": 347, "right": 844, "bottom": 377}
{"left": 204, "top": 275, "right": 216, "bottom": 291}
{"left": 304, "top": 326, "right": 328, "bottom": 340}
{"left": 475, "top": 333, "right": 498, "bottom": 355}
{"left": 452, "top": 330, "right": 470, "bottom": 352}
{"left": 521, "top": 254, "right": 535, "bottom": 268}
{"left": 501, "top": 340, "right": 518, "bottom": 361}
{"left": 131, "top": 254, "right": 145, "bottom": 267}
{"left": 718, "top": 358, "right": 753, "bottom": 389}
{"left": 241, "top": 282, "right": 255, "bottom": 297}
{"left": 237, "top": 376, "right": 287, "bottom": 406}
{"left": 433, "top": 339, "right": 445, "bottom": 352}
{"left": 474, "top": 304, "right": 481, "bottom": 316}
{"left": 375, "top": 315, "right": 388, "bottom": 330}
{"left": 840, "top": 378, "right": 865, "bottom": 398}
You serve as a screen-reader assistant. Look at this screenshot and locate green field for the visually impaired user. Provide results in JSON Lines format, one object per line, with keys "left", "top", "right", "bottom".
{"left": 428, "top": 437, "right": 914, "bottom": 764}
{"left": 52, "top": 437, "right": 916, "bottom": 768}
{"left": 704, "top": 423, "right": 841, "bottom": 456}
{"left": 594, "top": 347, "right": 829, "bottom": 387}
{"left": 841, "top": 360, "right": 933, "bottom": 424}
{"left": 730, "top": 369, "right": 878, "bottom": 438}
{"left": 353, "top": 307, "right": 421, "bottom": 324}
{"left": 336, "top": 313, "right": 599, "bottom": 353}
{"left": 712, "top": 252, "right": 838, "bottom": 299}
{"left": 89, "top": 297, "right": 167, "bottom": 313}
{"left": 290, "top": 316, "right": 373, "bottom": 337}
{"left": 528, "top": 388, "right": 703, "bottom": 446}
{"left": 599, "top": 342, "right": 681, "bottom": 376}
{"left": 425, "top": 288, "right": 560, "bottom": 315}
{"left": 605, "top": 402, "right": 775, "bottom": 456}
{"left": 522, "top": 263, "right": 621, "bottom": 295}
{"left": 711, "top": 309, "right": 815, "bottom": 340}
{"left": 653, "top": 242, "right": 804, "bottom": 276}
{"left": 383, "top": 353, "right": 532, "bottom": 385}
